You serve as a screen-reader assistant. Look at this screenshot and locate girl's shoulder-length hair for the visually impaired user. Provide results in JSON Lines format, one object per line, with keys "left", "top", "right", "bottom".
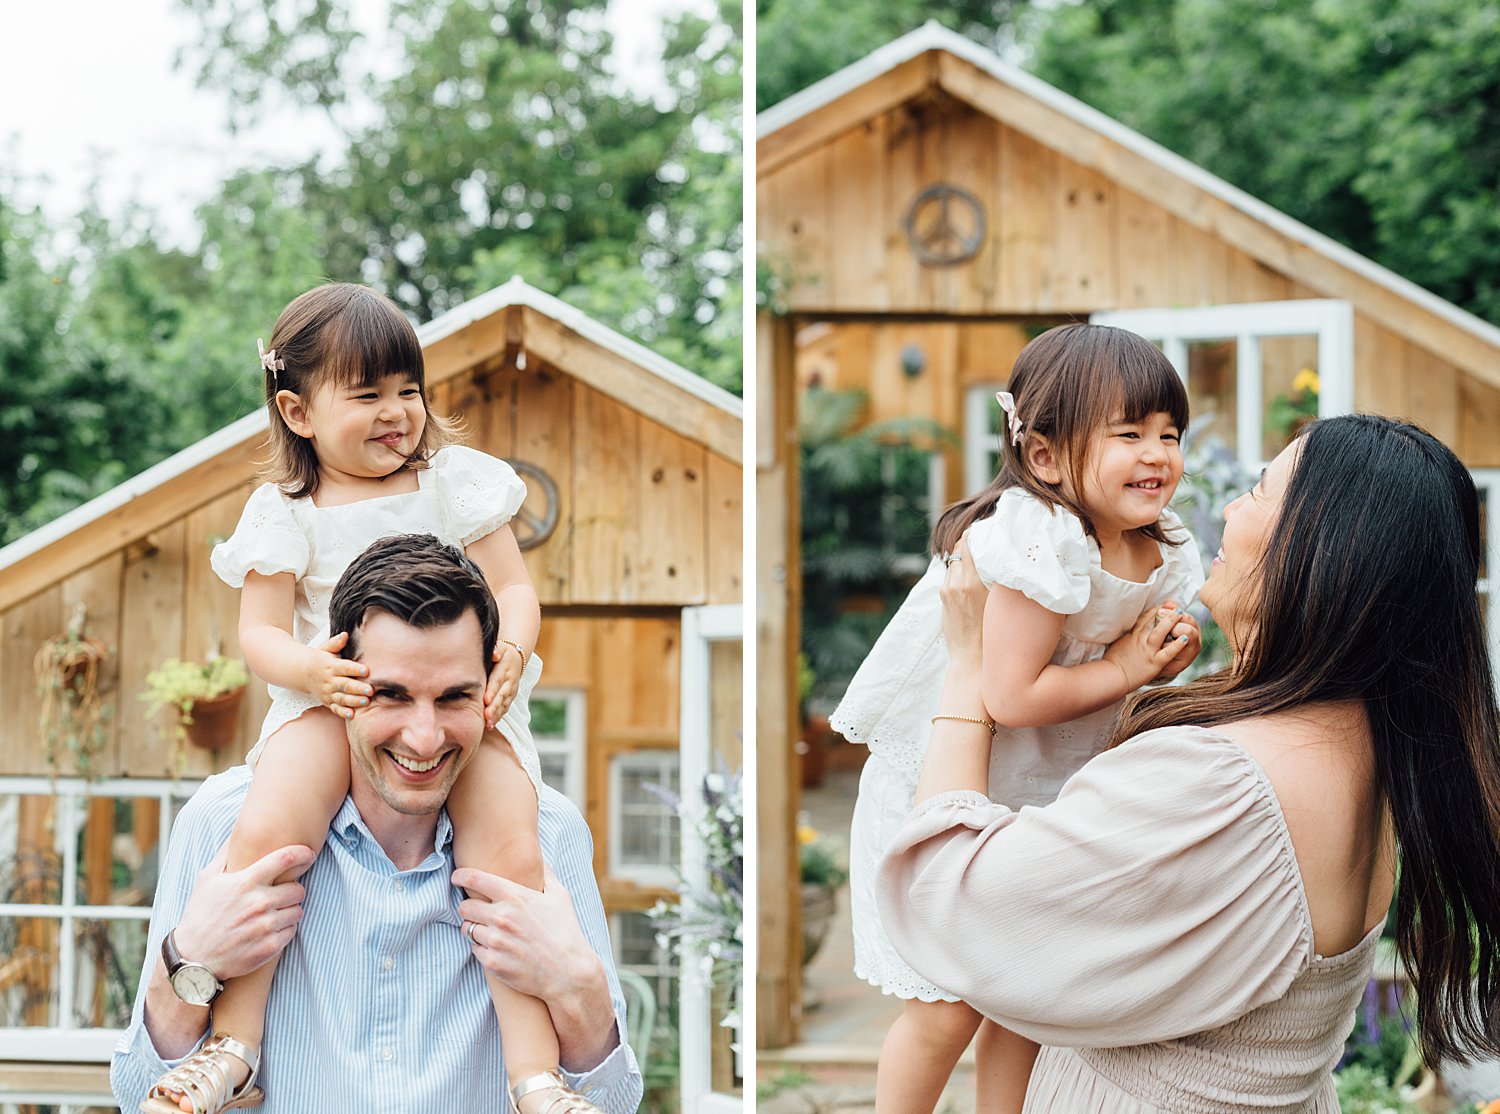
{"left": 258, "top": 282, "right": 461, "bottom": 499}
{"left": 1113, "top": 414, "right": 1500, "bottom": 1066}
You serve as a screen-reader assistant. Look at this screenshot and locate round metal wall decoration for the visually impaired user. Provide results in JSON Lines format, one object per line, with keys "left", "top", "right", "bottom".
{"left": 506, "top": 459, "right": 560, "bottom": 550}
{"left": 903, "top": 183, "right": 986, "bottom": 267}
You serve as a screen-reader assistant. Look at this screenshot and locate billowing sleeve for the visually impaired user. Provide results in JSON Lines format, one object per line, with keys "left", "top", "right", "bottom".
{"left": 209, "top": 483, "right": 310, "bottom": 588}
{"left": 965, "top": 489, "right": 1092, "bottom": 614}
{"left": 434, "top": 445, "right": 528, "bottom": 547}
{"left": 876, "top": 727, "right": 1313, "bottom": 1047}
{"left": 1154, "top": 506, "right": 1207, "bottom": 610}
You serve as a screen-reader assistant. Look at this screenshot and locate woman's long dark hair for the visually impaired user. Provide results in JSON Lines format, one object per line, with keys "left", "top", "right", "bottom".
{"left": 930, "top": 323, "right": 1189, "bottom": 555}
{"left": 1115, "top": 414, "right": 1500, "bottom": 1064}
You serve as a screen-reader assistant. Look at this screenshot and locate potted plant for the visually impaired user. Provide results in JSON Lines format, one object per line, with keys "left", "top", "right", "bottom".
{"left": 34, "top": 603, "right": 111, "bottom": 780}
{"left": 798, "top": 821, "right": 849, "bottom": 967}
{"left": 141, "top": 655, "right": 249, "bottom": 764}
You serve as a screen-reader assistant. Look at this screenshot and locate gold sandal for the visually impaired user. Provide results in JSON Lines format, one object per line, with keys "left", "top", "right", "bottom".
{"left": 140, "top": 1033, "right": 263, "bottom": 1114}
{"left": 510, "top": 1069, "right": 604, "bottom": 1114}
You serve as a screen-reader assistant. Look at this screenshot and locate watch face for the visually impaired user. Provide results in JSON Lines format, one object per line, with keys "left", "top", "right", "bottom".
{"left": 172, "top": 964, "right": 219, "bottom": 1005}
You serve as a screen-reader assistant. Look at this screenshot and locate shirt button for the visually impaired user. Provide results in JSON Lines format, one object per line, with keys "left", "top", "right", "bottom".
{"left": 380, "top": 1048, "right": 393, "bottom": 1062}
{"left": 382, "top": 956, "right": 394, "bottom": 971}
{"left": 393, "top": 879, "right": 405, "bottom": 892}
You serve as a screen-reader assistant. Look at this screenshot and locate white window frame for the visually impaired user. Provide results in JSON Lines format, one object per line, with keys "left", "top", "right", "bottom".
{"left": 1091, "top": 300, "right": 1355, "bottom": 471}
{"left": 530, "top": 687, "right": 586, "bottom": 811}
{"left": 606, "top": 753, "right": 680, "bottom": 890}
{"left": 0, "top": 776, "right": 200, "bottom": 1063}
{"left": 964, "top": 383, "right": 1005, "bottom": 496}
{"left": 678, "top": 603, "right": 743, "bottom": 1114}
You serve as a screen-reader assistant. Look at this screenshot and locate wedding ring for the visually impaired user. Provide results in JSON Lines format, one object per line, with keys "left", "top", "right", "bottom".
{"left": 944, "top": 554, "right": 963, "bottom": 565}
{"left": 464, "top": 921, "right": 478, "bottom": 944}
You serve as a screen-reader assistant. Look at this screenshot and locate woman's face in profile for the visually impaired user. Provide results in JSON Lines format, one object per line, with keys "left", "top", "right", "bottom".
{"left": 1200, "top": 440, "right": 1301, "bottom": 648}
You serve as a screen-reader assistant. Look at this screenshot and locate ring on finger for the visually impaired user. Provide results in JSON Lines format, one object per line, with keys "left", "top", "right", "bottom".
{"left": 464, "top": 921, "right": 478, "bottom": 944}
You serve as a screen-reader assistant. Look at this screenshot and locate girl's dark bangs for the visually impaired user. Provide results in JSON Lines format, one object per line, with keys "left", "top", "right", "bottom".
{"left": 1116, "top": 347, "right": 1189, "bottom": 429}
{"left": 321, "top": 299, "right": 425, "bottom": 390}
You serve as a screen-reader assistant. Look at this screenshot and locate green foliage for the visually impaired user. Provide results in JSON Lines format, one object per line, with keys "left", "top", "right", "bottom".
{"left": 140, "top": 655, "right": 250, "bottom": 720}
{"left": 1332, "top": 1064, "right": 1421, "bottom": 1114}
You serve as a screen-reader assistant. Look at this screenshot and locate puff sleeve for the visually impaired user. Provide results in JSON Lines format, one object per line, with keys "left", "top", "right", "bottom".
{"left": 210, "top": 483, "right": 311, "bottom": 588}
{"left": 965, "top": 489, "right": 1093, "bottom": 614}
{"left": 433, "top": 445, "right": 528, "bottom": 547}
{"left": 1154, "top": 506, "right": 1207, "bottom": 610}
{"left": 875, "top": 726, "right": 1313, "bottom": 1047}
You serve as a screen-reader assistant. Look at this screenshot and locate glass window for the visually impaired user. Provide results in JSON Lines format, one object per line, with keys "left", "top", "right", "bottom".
{"left": 530, "top": 690, "right": 585, "bottom": 811}
{"left": 609, "top": 753, "right": 679, "bottom": 887}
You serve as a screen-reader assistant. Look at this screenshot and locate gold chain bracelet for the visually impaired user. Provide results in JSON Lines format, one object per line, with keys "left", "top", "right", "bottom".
{"left": 930, "top": 713, "right": 996, "bottom": 731}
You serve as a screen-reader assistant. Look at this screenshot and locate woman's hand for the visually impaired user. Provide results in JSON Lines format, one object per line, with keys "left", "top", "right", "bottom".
{"left": 485, "top": 645, "right": 523, "bottom": 728}
{"left": 939, "top": 536, "right": 988, "bottom": 673}
{"left": 1149, "top": 602, "right": 1201, "bottom": 683}
{"left": 1104, "top": 602, "right": 1192, "bottom": 692}
{"left": 300, "top": 631, "right": 371, "bottom": 720}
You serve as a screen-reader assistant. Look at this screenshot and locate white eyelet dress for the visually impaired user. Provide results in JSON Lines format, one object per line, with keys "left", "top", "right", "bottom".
{"left": 833, "top": 488, "right": 1204, "bottom": 1001}
{"left": 210, "top": 444, "right": 543, "bottom": 792}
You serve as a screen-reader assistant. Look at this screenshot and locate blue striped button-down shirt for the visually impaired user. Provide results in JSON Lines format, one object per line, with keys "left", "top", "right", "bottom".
{"left": 111, "top": 767, "right": 643, "bottom": 1113}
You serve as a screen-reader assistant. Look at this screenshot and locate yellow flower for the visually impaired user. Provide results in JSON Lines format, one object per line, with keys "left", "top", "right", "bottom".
{"left": 1292, "top": 368, "right": 1320, "bottom": 395}
{"left": 1478, "top": 1100, "right": 1500, "bottom": 1114}
{"left": 797, "top": 824, "right": 819, "bottom": 845}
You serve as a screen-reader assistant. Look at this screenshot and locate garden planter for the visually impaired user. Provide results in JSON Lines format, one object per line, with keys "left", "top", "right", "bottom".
{"left": 182, "top": 686, "right": 245, "bottom": 750}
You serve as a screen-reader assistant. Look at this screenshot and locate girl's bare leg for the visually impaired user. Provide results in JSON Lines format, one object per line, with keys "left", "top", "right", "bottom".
{"left": 156, "top": 707, "right": 351, "bottom": 1110}
{"left": 875, "top": 998, "right": 983, "bottom": 1114}
{"left": 974, "top": 1018, "right": 1040, "bottom": 1114}
{"left": 446, "top": 729, "right": 561, "bottom": 1112}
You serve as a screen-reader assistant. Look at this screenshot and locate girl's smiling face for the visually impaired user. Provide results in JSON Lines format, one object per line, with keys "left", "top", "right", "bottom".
{"left": 1200, "top": 439, "right": 1301, "bottom": 649}
{"left": 1073, "top": 410, "right": 1185, "bottom": 538}
{"left": 277, "top": 371, "right": 427, "bottom": 485}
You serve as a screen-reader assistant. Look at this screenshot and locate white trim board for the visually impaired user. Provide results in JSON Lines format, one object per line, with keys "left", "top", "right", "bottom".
{"left": 757, "top": 23, "right": 1500, "bottom": 365}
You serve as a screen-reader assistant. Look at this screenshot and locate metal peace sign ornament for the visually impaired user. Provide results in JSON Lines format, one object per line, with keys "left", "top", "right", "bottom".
{"left": 506, "top": 459, "right": 560, "bottom": 550}
{"left": 903, "top": 183, "right": 986, "bottom": 267}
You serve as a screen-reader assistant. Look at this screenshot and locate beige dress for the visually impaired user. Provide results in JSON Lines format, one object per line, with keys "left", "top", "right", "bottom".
{"left": 877, "top": 726, "right": 1381, "bottom": 1114}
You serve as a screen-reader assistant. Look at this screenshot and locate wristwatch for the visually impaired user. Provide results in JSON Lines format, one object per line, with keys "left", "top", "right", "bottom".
{"left": 162, "top": 928, "right": 223, "bottom": 1006}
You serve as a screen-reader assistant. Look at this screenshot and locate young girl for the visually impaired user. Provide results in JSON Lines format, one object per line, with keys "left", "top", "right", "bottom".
{"left": 143, "top": 284, "right": 603, "bottom": 1114}
{"left": 833, "top": 323, "right": 1206, "bottom": 1114}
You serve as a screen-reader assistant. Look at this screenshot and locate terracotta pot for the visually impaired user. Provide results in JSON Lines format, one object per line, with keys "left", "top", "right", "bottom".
{"left": 182, "top": 686, "right": 245, "bottom": 750}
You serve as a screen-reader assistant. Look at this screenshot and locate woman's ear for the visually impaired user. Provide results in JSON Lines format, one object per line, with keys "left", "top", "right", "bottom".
{"left": 275, "top": 390, "right": 313, "bottom": 438}
{"left": 1026, "top": 435, "right": 1063, "bottom": 486}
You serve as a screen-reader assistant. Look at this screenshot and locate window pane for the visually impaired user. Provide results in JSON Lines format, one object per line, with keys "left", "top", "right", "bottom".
{"left": 73, "top": 918, "right": 146, "bottom": 1029}
{"left": 0, "top": 915, "right": 62, "bottom": 1027}
{"left": 614, "top": 754, "right": 679, "bottom": 873}
{"left": 76, "top": 797, "right": 161, "bottom": 907}
{"left": 0, "top": 796, "right": 63, "bottom": 905}
{"left": 531, "top": 698, "right": 568, "bottom": 739}
{"left": 1187, "top": 339, "right": 1237, "bottom": 450}
{"left": 1260, "top": 335, "right": 1319, "bottom": 462}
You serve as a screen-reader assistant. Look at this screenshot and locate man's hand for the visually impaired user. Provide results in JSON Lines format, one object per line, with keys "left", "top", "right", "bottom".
{"left": 173, "top": 843, "right": 315, "bottom": 979}
{"left": 453, "top": 864, "right": 619, "bottom": 1073}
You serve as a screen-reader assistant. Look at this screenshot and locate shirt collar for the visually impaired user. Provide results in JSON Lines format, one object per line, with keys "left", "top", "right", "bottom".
{"left": 330, "top": 796, "right": 455, "bottom": 854}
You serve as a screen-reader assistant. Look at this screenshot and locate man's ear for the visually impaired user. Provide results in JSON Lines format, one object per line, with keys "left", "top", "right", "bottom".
{"left": 275, "top": 389, "right": 314, "bottom": 438}
{"left": 1026, "top": 434, "right": 1063, "bottom": 486}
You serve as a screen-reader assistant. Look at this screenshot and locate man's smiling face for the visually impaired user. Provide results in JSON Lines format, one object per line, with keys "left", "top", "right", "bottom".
{"left": 343, "top": 608, "right": 488, "bottom": 819}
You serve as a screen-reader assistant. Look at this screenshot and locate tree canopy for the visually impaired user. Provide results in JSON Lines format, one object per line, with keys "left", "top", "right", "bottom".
{"left": 1, "top": 0, "right": 740, "bottom": 546}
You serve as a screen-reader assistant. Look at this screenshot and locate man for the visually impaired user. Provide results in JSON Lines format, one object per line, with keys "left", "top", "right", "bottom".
{"left": 112, "top": 534, "right": 643, "bottom": 1112}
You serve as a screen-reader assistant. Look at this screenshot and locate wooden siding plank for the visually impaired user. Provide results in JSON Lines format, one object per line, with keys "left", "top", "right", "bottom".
{"left": 0, "top": 587, "right": 62, "bottom": 775}
{"left": 513, "top": 366, "right": 576, "bottom": 605}
{"left": 826, "top": 117, "right": 891, "bottom": 312}
{"left": 59, "top": 555, "right": 124, "bottom": 777}
{"left": 1168, "top": 216, "right": 1231, "bottom": 307}
{"left": 570, "top": 389, "right": 641, "bottom": 603}
{"left": 1460, "top": 376, "right": 1500, "bottom": 468}
{"left": 706, "top": 453, "right": 744, "bottom": 605}
{"left": 1053, "top": 157, "right": 1117, "bottom": 309}
{"left": 997, "top": 125, "right": 1058, "bottom": 312}
{"left": 118, "top": 522, "right": 187, "bottom": 778}
{"left": 1115, "top": 188, "right": 1173, "bottom": 307}
{"left": 883, "top": 101, "right": 930, "bottom": 311}
{"left": 1406, "top": 347, "right": 1461, "bottom": 449}
{"left": 636, "top": 422, "right": 708, "bottom": 604}
{"left": 1354, "top": 318, "right": 1408, "bottom": 420}
{"left": 1226, "top": 247, "right": 1292, "bottom": 303}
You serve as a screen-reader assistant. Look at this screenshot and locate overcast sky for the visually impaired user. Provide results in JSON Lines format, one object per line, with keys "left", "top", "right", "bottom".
{"left": 0, "top": 0, "right": 712, "bottom": 248}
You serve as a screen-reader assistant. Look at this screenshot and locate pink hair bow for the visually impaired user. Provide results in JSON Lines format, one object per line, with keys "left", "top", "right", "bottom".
{"left": 996, "top": 391, "right": 1024, "bottom": 446}
{"left": 258, "top": 338, "right": 285, "bottom": 381}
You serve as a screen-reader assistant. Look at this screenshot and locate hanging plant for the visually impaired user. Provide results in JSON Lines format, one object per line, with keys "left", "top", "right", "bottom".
{"left": 34, "top": 603, "right": 111, "bottom": 781}
{"left": 140, "top": 655, "right": 249, "bottom": 769}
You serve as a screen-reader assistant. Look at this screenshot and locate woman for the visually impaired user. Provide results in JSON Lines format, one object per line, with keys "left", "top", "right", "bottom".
{"left": 878, "top": 414, "right": 1500, "bottom": 1112}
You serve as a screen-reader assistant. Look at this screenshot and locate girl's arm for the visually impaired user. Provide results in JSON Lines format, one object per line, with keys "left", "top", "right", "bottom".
{"left": 981, "top": 586, "right": 1186, "bottom": 728}
{"left": 465, "top": 525, "right": 541, "bottom": 654}
{"left": 239, "top": 571, "right": 370, "bottom": 715}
